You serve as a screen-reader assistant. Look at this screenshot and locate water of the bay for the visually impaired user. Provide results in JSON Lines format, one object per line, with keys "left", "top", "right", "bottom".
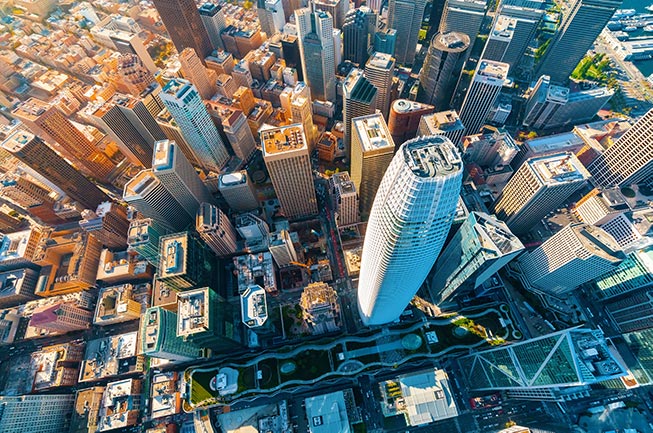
{"left": 619, "top": 0, "right": 653, "bottom": 77}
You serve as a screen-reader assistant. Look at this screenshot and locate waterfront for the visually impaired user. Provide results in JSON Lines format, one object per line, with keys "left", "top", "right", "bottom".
{"left": 620, "top": 0, "right": 653, "bottom": 77}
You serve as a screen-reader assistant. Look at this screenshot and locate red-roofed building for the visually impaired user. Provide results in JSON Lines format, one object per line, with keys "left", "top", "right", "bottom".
{"left": 29, "top": 302, "right": 92, "bottom": 333}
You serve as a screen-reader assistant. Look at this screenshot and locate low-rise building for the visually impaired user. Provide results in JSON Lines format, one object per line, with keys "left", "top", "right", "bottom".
{"left": 149, "top": 372, "right": 181, "bottom": 420}
{"left": 96, "top": 249, "right": 153, "bottom": 284}
{"left": 97, "top": 379, "right": 142, "bottom": 432}
{"left": 234, "top": 252, "right": 278, "bottom": 295}
{"left": 94, "top": 283, "right": 146, "bottom": 326}
{"left": 79, "top": 332, "right": 143, "bottom": 383}
{"left": 30, "top": 342, "right": 85, "bottom": 392}
{"left": 70, "top": 387, "right": 105, "bottom": 433}
{"left": 300, "top": 282, "right": 340, "bottom": 335}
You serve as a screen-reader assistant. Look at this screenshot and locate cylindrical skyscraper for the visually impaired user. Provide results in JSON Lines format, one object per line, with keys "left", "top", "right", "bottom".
{"left": 418, "top": 32, "right": 470, "bottom": 110}
{"left": 357, "top": 135, "right": 463, "bottom": 326}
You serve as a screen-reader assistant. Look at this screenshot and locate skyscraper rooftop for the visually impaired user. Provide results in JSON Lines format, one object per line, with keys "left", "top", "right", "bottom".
{"left": 352, "top": 114, "right": 394, "bottom": 152}
{"left": 260, "top": 125, "right": 307, "bottom": 154}
{"left": 404, "top": 136, "right": 463, "bottom": 177}
{"left": 240, "top": 285, "right": 268, "bottom": 328}
{"left": 477, "top": 60, "right": 510, "bottom": 80}
{"left": 527, "top": 153, "right": 590, "bottom": 185}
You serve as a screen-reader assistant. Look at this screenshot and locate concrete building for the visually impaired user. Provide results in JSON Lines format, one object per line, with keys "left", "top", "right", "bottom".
{"left": 535, "top": 0, "right": 621, "bottom": 83}
{"left": 91, "top": 15, "right": 157, "bottom": 73}
{"left": 218, "top": 171, "right": 259, "bottom": 212}
{"left": 116, "top": 54, "right": 156, "bottom": 97}
{"left": 300, "top": 282, "right": 340, "bottom": 335}
{"left": 305, "top": 390, "right": 352, "bottom": 433}
{"left": 93, "top": 284, "right": 143, "bottom": 326}
{"left": 268, "top": 230, "right": 298, "bottom": 267}
{"left": 79, "top": 202, "right": 130, "bottom": 250}
{"left": 418, "top": 110, "right": 466, "bottom": 145}
{"left": 343, "top": 7, "right": 377, "bottom": 65}
{"left": 461, "top": 126, "right": 519, "bottom": 167}
{"left": 496, "top": 3, "right": 543, "bottom": 68}
{"left": 257, "top": 0, "right": 285, "bottom": 37}
{"left": 0, "top": 268, "right": 39, "bottom": 308}
{"left": 96, "top": 250, "right": 153, "bottom": 285}
{"left": 313, "top": 0, "right": 349, "bottom": 29}
{"left": 439, "top": 0, "right": 487, "bottom": 50}
{"left": 458, "top": 60, "right": 509, "bottom": 136}
{"left": 29, "top": 302, "right": 93, "bottom": 333}
{"left": 492, "top": 152, "right": 590, "bottom": 235}
{"left": 234, "top": 252, "right": 278, "bottom": 295}
{"left": 388, "top": 99, "right": 435, "bottom": 145}
{"left": 97, "top": 379, "right": 142, "bottom": 432}
{"left": 0, "top": 228, "right": 45, "bottom": 272}
{"left": 0, "top": 395, "right": 75, "bottom": 433}
{"left": 152, "top": 0, "right": 213, "bottom": 58}
{"left": 261, "top": 125, "right": 318, "bottom": 219}
{"left": 388, "top": 0, "right": 428, "bottom": 64}
{"left": 430, "top": 212, "right": 524, "bottom": 305}
{"left": 364, "top": 52, "right": 395, "bottom": 118}
{"left": 160, "top": 79, "right": 230, "bottom": 172}
{"left": 357, "top": 136, "right": 463, "bottom": 325}
{"left": 519, "top": 223, "right": 625, "bottom": 296}
{"left": 141, "top": 306, "right": 201, "bottom": 361}
{"left": 196, "top": 202, "right": 238, "bottom": 257}
{"left": 240, "top": 285, "right": 271, "bottom": 332}
{"left": 158, "top": 232, "right": 215, "bottom": 290}
{"left": 343, "top": 69, "right": 378, "bottom": 157}
{"left": 199, "top": 3, "right": 227, "bottom": 51}
{"left": 179, "top": 48, "right": 218, "bottom": 100}
{"left": 532, "top": 87, "right": 614, "bottom": 131}
{"left": 295, "top": 8, "right": 336, "bottom": 101}
{"left": 418, "top": 32, "right": 470, "bottom": 110}
{"left": 235, "top": 213, "right": 270, "bottom": 251}
{"left": 127, "top": 218, "right": 168, "bottom": 267}
{"left": 350, "top": 114, "right": 395, "bottom": 220}
{"left": 522, "top": 75, "right": 570, "bottom": 129}
{"left": 70, "top": 387, "right": 105, "bottom": 433}
{"left": 330, "top": 172, "right": 360, "bottom": 226}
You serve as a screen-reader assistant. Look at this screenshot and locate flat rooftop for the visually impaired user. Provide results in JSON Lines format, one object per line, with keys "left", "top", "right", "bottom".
{"left": 219, "top": 171, "right": 247, "bottom": 188}
{"left": 261, "top": 124, "right": 307, "bottom": 155}
{"left": 395, "top": 369, "right": 458, "bottom": 426}
{"left": 331, "top": 172, "right": 356, "bottom": 195}
{"left": 366, "top": 52, "right": 395, "bottom": 69}
{"left": 527, "top": 152, "right": 590, "bottom": 185}
{"left": 477, "top": 60, "right": 510, "bottom": 80}
{"left": 524, "top": 131, "right": 584, "bottom": 154}
{"left": 404, "top": 136, "right": 462, "bottom": 178}
{"left": 305, "top": 391, "right": 350, "bottom": 433}
{"left": 13, "top": 98, "right": 49, "bottom": 121}
{"left": 575, "top": 224, "right": 625, "bottom": 263}
{"left": 352, "top": 114, "right": 394, "bottom": 152}
{"left": 2, "top": 129, "right": 36, "bottom": 153}
{"left": 162, "top": 79, "right": 193, "bottom": 99}
{"left": 159, "top": 233, "right": 188, "bottom": 278}
{"left": 123, "top": 170, "right": 160, "bottom": 199}
{"left": 240, "top": 285, "right": 268, "bottom": 328}
{"left": 421, "top": 111, "right": 465, "bottom": 133}
{"left": 177, "top": 287, "right": 210, "bottom": 336}
{"left": 234, "top": 252, "right": 276, "bottom": 294}
{"left": 491, "top": 15, "right": 516, "bottom": 39}
{"left": 433, "top": 31, "right": 470, "bottom": 51}
{"left": 152, "top": 140, "right": 175, "bottom": 171}
{"left": 391, "top": 99, "right": 433, "bottom": 114}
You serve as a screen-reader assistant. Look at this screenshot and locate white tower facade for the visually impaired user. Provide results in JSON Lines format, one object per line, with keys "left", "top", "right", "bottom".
{"left": 458, "top": 60, "right": 509, "bottom": 136}
{"left": 357, "top": 135, "right": 463, "bottom": 325}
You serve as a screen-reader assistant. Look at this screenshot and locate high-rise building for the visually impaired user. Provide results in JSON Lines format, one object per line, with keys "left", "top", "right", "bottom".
{"left": 460, "top": 126, "right": 519, "bottom": 167}
{"left": 300, "top": 282, "right": 340, "bottom": 334}
{"left": 220, "top": 107, "right": 257, "bottom": 161}
{"left": 364, "top": 52, "right": 395, "bottom": 118}
{"left": 373, "top": 28, "right": 397, "bottom": 55}
{"left": 418, "top": 32, "right": 470, "bottom": 110}
{"left": 198, "top": 3, "right": 226, "bottom": 51}
{"left": 79, "top": 202, "right": 130, "bottom": 249}
{"left": 481, "top": 15, "right": 516, "bottom": 62}
{"left": 493, "top": 4, "right": 543, "bottom": 68}
{"left": 160, "top": 79, "right": 230, "bottom": 172}
{"left": 268, "top": 229, "right": 298, "bottom": 267}
{"left": 240, "top": 285, "right": 273, "bottom": 333}
{"left": 13, "top": 99, "right": 115, "bottom": 181}
{"left": 388, "top": 99, "right": 435, "bottom": 145}
{"left": 458, "top": 60, "right": 509, "bottom": 136}
{"left": 518, "top": 223, "right": 624, "bottom": 296}
{"left": 350, "top": 114, "right": 395, "bottom": 220}
{"left": 123, "top": 170, "right": 194, "bottom": 231}
{"left": 343, "top": 69, "right": 378, "bottom": 157}
{"left": 588, "top": 109, "right": 653, "bottom": 188}
{"left": 29, "top": 302, "right": 93, "bottom": 333}
{"left": 117, "top": 54, "right": 156, "bottom": 96}
{"left": 439, "top": 0, "right": 486, "bottom": 51}
{"left": 492, "top": 152, "right": 589, "bottom": 235}
{"left": 592, "top": 247, "right": 653, "bottom": 300}
{"left": 343, "top": 7, "right": 377, "bottom": 65}
{"left": 260, "top": 125, "right": 318, "bottom": 219}
{"left": 418, "top": 110, "right": 466, "bottom": 145}
{"left": 205, "top": 50, "right": 234, "bottom": 76}
{"left": 257, "top": 0, "right": 285, "bottom": 37}
{"left": 0, "top": 212, "right": 23, "bottom": 233}
{"left": 127, "top": 218, "right": 168, "bottom": 267}
{"left": 0, "top": 268, "right": 39, "bottom": 308}
{"left": 357, "top": 135, "right": 463, "bottom": 325}
{"left": 159, "top": 232, "right": 215, "bottom": 290}
{"left": 430, "top": 212, "right": 523, "bottom": 304}
{"left": 459, "top": 328, "right": 626, "bottom": 391}
{"left": 536, "top": 0, "right": 620, "bottom": 83}
{"left": 179, "top": 48, "right": 218, "bottom": 100}
{"left": 196, "top": 202, "right": 238, "bottom": 257}
{"left": 522, "top": 75, "right": 569, "bottom": 128}
{"left": 218, "top": 171, "right": 259, "bottom": 212}
{"left": 330, "top": 171, "right": 360, "bottom": 226}
{"left": 603, "top": 285, "right": 653, "bottom": 333}
{"left": 152, "top": 139, "right": 214, "bottom": 218}
{"left": 295, "top": 8, "right": 337, "bottom": 102}
{"left": 141, "top": 306, "right": 201, "bottom": 361}
{"left": 2, "top": 130, "right": 109, "bottom": 210}
{"left": 0, "top": 395, "right": 75, "bottom": 433}
{"left": 313, "top": 0, "right": 349, "bottom": 29}
{"left": 152, "top": 0, "right": 213, "bottom": 59}
{"left": 388, "top": 0, "right": 428, "bottom": 64}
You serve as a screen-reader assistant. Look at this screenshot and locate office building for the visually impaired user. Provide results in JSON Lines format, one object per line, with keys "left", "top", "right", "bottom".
{"left": 141, "top": 306, "right": 200, "bottom": 361}
{"left": 300, "top": 282, "right": 340, "bottom": 335}
{"left": 70, "top": 386, "right": 104, "bottom": 433}
{"left": 177, "top": 287, "right": 240, "bottom": 350}
{"left": 523, "top": 75, "right": 569, "bottom": 128}
{"left": 364, "top": 52, "right": 395, "bottom": 118}
{"left": 234, "top": 252, "right": 277, "bottom": 294}
{"left": 430, "top": 212, "right": 523, "bottom": 304}
{"left": 343, "top": 69, "right": 378, "bottom": 156}
{"left": 358, "top": 135, "right": 463, "bottom": 325}
{"left": 240, "top": 285, "right": 272, "bottom": 332}
{"left": 530, "top": 86, "right": 614, "bottom": 131}
{"left": 603, "top": 285, "right": 653, "bottom": 333}
{"left": 0, "top": 212, "right": 23, "bottom": 233}
{"left": 268, "top": 230, "right": 298, "bottom": 267}
{"left": 29, "top": 302, "right": 93, "bottom": 333}
{"left": 343, "top": 7, "right": 377, "bottom": 65}
{"left": 419, "top": 32, "right": 470, "bottom": 110}
{"left": 418, "top": 110, "right": 466, "bottom": 145}
{"left": 152, "top": 0, "right": 213, "bottom": 59}
{"left": 439, "top": 0, "right": 486, "bottom": 50}
{"left": 374, "top": 28, "right": 397, "bottom": 55}
{"left": 589, "top": 109, "right": 653, "bottom": 188}
{"left": 13, "top": 99, "right": 115, "bottom": 181}
{"left": 461, "top": 126, "right": 518, "bottom": 167}
{"left": 493, "top": 152, "right": 590, "bottom": 235}
{"left": 458, "top": 60, "right": 509, "bottom": 136}
{"left": 96, "top": 379, "right": 142, "bottom": 432}
{"left": 0, "top": 395, "right": 75, "bottom": 433}
{"left": 261, "top": 125, "right": 318, "bottom": 219}
{"left": 91, "top": 15, "right": 157, "bottom": 74}
{"left": 257, "top": 0, "right": 285, "bottom": 37}
{"left": 330, "top": 171, "right": 360, "bottom": 226}
{"left": 79, "top": 202, "right": 130, "bottom": 250}
{"left": 536, "top": 0, "right": 621, "bottom": 83}
{"left": 160, "top": 79, "right": 230, "bottom": 172}
{"left": 592, "top": 247, "right": 653, "bottom": 300}
{"left": 218, "top": 171, "right": 259, "bottom": 212}
{"left": 0, "top": 268, "right": 39, "bottom": 308}
{"left": 313, "top": 0, "right": 349, "bottom": 29}
{"left": 0, "top": 228, "right": 45, "bottom": 272}
{"left": 2, "top": 130, "right": 109, "bottom": 210}
{"left": 196, "top": 202, "right": 238, "bottom": 257}
{"left": 152, "top": 139, "right": 214, "bottom": 218}
{"left": 127, "top": 218, "right": 168, "bottom": 267}
{"left": 117, "top": 54, "right": 156, "bottom": 96}
{"left": 205, "top": 50, "right": 234, "bottom": 76}
{"left": 123, "top": 170, "right": 194, "bottom": 231}
{"left": 494, "top": 4, "right": 543, "bottom": 68}
{"left": 388, "top": 99, "right": 435, "bottom": 145}
{"left": 159, "top": 232, "right": 215, "bottom": 290}
{"left": 519, "top": 223, "right": 624, "bottom": 296}
{"left": 179, "top": 48, "right": 218, "bottom": 100}
{"left": 295, "top": 8, "right": 337, "bottom": 101}
{"left": 459, "top": 328, "right": 626, "bottom": 391}
{"left": 94, "top": 284, "right": 143, "bottom": 326}
{"left": 198, "top": 3, "right": 226, "bottom": 51}
{"left": 388, "top": 0, "right": 427, "bottom": 64}
{"left": 350, "top": 114, "right": 395, "bottom": 220}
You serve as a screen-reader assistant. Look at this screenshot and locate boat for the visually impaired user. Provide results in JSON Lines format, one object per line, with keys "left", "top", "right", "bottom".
{"left": 645, "top": 25, "right": 653, "bottom": 32}
{"left": 646, "top": 4, "right": 653, "bottom": 12}
{"left": 623, "top": 26, "right": 637, "bottom": 32}
{"left": 614, "top": 8, "right": 636, "bottom": 18}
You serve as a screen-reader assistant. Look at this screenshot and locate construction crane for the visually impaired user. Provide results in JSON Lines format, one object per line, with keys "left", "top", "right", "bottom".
{"left": 289, "top": 261, "right": 312, "bottom": 276}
